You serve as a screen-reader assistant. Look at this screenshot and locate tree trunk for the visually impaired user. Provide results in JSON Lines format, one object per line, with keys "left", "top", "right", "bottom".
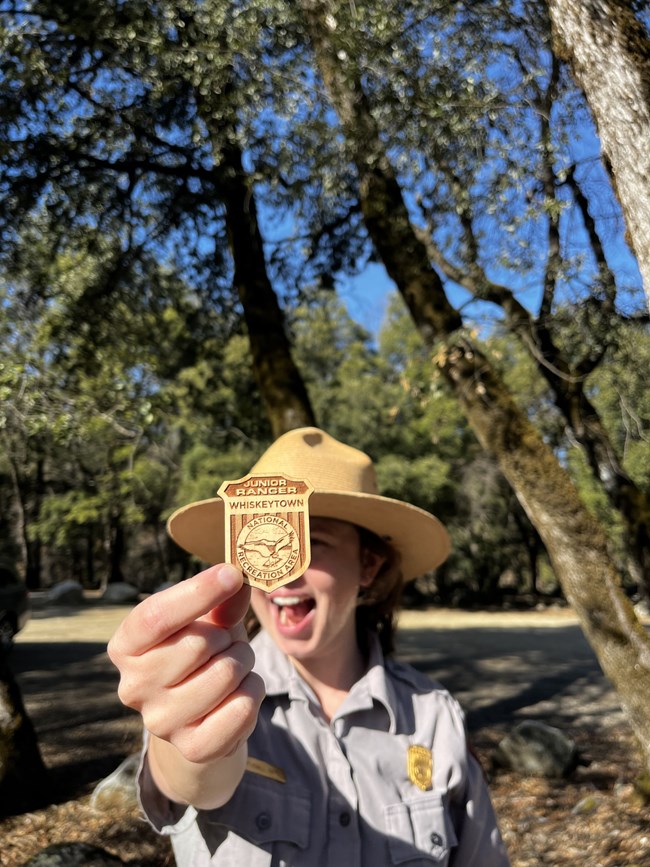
{"left": 86, "top": 527, "right": 96, "bottom": 589}
{"left": 538, "top": 359, "right": 650, "bottom": 596}
{"left": 5, "top": 456, "right": 36, "bottom": 590}
{"left": 153, "top": 523, "right": 169, "bottom": 585}
{"left": 211, "top": 137, "right": 317, "bottom": 438}
{"left": 108, "top": 512, "right": 125, "bottom": 585}
{"left": 31, "top": 459, "right": 45, "bottom": 588}
{"left": 8, "top": 457, "right": 43, "bottom": 590}
{"left": 547, "top": 0, "right": 650, "bottom": 307}
{"left": 301, "top": 0, "right": 650, "bottom": 772}
{"left": 512, "top": 507, "right": 544, "bottom": 596}
{"left": 416, "top": 216, "right": 650, "bottom": 592}
{"left": 192, "top": 36, "right": 315, "bottom": 439}
{"left": 0, "top": 650, "right": 48, "bottom": 815}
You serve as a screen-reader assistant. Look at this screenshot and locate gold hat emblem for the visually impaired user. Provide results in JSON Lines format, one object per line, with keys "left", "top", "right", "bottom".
{"left": 407, "top": 745, "right": 433, "bottom": 791}
{"left": 218, "top": 473, "right": 313, "bottom": 592}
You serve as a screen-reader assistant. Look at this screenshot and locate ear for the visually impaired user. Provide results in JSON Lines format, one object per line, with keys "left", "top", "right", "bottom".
{"left": 360, "top": 548, "right": 386, "bottom": 588}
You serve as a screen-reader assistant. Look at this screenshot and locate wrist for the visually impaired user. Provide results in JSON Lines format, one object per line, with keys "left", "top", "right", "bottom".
{"left": 147, "top": 735, "right": 248, "bottom": 810}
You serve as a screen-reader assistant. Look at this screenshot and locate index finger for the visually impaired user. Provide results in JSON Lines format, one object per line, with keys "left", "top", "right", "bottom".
{"left": 110, "top": 564, "right": 245, "bottom": 657}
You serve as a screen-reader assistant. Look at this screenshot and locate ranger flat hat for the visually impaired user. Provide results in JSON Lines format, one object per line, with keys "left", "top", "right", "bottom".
{"left": 167, "top": 426, "right": 451, "bottom": 581}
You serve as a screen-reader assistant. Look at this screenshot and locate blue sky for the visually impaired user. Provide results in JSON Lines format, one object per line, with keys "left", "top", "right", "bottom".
{"left": 337, "top": 263, "right": 393, "bottom": 336}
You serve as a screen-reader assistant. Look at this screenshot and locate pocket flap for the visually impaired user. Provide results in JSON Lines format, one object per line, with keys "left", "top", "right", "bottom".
{"left": 385, "top": 793, "right": 458, "bottom": 863}
{"left": 204, "top": 774, "right": 311, "bottom": 849}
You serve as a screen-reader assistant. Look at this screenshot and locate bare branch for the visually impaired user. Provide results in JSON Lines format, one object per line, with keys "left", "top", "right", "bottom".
{"left": 539, "top": 53, "right": 562, "bottom": 321}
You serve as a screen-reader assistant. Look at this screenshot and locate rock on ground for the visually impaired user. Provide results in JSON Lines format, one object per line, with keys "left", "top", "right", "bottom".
{"left": 90, "top": 754, "right": 140, "bottom": 813}
{"left": 493, "top": 719, "right": 581, "bottom": 778}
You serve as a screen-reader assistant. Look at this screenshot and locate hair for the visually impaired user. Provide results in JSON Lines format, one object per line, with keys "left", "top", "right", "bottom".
{"left": 356, "top": 527, "right": 404, "bottom": 656}
{"left": 245, "top": 523, "right": 404, "bottom": 657}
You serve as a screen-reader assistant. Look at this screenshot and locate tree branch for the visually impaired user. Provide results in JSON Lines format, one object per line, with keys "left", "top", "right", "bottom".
{"left": 563, "top": 162, "right": 618, "bottom": 316}
{"left": 538, "top": 53, "right": 562, "bottom": 322}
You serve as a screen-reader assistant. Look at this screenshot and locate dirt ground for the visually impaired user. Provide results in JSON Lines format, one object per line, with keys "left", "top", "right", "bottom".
{"left": 3, "top": 601, "right": 649, "bottom": 866}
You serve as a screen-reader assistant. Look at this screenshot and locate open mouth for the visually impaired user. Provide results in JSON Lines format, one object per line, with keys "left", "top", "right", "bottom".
{"left": 271, "top": 595, "right": 316, "bottom": 629}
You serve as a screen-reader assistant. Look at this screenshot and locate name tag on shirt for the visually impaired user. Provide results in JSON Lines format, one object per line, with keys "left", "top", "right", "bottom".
{"left": 246, "top": 756, "right": 287, "bottom": 784}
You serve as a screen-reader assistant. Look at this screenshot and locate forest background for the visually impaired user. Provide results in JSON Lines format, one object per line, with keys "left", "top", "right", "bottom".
{"left": 1, "top": 0, "right": 650, "bottom": 798}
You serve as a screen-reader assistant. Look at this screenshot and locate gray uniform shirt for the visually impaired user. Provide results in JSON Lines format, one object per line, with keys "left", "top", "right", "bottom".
{"left": 138, "top": 629, "right": 510, "bottom": 866}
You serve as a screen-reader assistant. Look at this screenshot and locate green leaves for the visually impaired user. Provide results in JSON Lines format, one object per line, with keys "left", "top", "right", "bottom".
{"left": 1, "top": 0, "right": 647, "bottom": 596}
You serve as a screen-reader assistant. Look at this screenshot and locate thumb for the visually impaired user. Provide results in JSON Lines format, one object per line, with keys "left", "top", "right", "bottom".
{"left": 206, "top": 567, "right": 252, "bottom": 629}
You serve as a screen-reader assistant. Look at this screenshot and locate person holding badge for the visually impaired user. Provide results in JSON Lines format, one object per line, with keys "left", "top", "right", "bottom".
{"left": 108, "top": 427, "right": 510, "bottom": 865}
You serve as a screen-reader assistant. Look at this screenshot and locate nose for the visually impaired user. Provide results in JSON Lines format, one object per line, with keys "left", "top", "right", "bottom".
{"left": 284, "top": 573, "right": 307, "bottom": 590}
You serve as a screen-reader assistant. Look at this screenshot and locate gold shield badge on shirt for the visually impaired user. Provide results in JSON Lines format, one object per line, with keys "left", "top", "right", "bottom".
{"left": 407, "top": 745, "right": 433, "bottom": 791}
{"left": 218, "top": 473, "right": 314, "bottom": 593}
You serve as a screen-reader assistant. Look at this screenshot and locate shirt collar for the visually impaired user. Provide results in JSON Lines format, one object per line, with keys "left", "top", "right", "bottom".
{"left": 341, "top": 633, "right": 397, "bottom": 733}
{"left": 251, "top": 629, "right": 397, "bottom": 733}
{"left": 252, "top": 629, "right": 307, "bottom": 702}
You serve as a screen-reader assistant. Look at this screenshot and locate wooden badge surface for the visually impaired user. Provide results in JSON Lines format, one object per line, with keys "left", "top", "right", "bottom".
{"left": 217, "top": 473, "right": 314, "bottom": 592}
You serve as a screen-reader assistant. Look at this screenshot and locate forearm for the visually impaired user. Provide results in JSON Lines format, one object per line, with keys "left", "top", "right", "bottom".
{"left": 147, "top": 734, "right": 248, "bottom": 811}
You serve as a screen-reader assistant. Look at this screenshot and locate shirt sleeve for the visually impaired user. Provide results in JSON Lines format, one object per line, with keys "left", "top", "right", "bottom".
{"left": 449, "top": 750, "right": 511, "bottom": 866}
{"left": 136, "top": 730, "right": 197, "bottom": 835}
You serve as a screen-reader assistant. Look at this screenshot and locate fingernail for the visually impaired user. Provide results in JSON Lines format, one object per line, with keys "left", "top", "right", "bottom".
{"left": 217, "top": 564, "right": 243, "bottom": 593}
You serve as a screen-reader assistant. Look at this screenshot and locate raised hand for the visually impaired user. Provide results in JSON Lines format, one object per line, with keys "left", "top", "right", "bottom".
{"left": 108, "top": 564, "right": 264, "bottom": 769}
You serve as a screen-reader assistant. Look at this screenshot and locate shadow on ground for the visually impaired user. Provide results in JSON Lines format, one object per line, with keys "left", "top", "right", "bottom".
{"left": 11, "top": 641, "right": 142, "bottom": 804}
{"left": 396, "top": 624, "right": 619, "bottom": 732}
{"left": 9, "top": 619, "right": 622, "bottom": 805}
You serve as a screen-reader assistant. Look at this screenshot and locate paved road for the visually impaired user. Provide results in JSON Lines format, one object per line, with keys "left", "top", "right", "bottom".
{"left": 10, "top": 602, "right": 624, "bottom": 798}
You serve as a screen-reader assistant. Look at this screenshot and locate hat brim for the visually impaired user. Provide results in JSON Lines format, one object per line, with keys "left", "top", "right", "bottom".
{"left": 167, "top": 492, "right": 450, "bottom": 582}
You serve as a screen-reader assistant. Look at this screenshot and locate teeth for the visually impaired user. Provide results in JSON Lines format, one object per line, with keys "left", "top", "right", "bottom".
{"left": 273, "top": 596, "right": 303, "bottom": 607}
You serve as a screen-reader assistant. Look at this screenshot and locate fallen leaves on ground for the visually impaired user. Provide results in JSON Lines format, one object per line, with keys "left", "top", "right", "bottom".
{"left": 478, "top": 726, "right": 650, "bottom": 867}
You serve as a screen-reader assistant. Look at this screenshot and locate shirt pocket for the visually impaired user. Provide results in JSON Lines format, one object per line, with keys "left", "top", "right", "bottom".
{"left": 384, "top": 792, "right": 458, "bottom": 865}
{"left": 200, "top": 774, "right": 311, "bottom": 865}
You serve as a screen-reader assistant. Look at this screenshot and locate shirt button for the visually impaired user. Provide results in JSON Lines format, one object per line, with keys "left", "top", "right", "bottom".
{"left": 339, "top": 811, "right": 351, "bottom": 827}
{"left": 256, "top": 812, "right": 272, "bottom": 831}
{"left": 430, "top": 832, "right": 443, "bottom": 847}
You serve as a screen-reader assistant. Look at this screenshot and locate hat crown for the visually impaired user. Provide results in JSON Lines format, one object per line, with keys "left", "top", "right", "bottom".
{"left": 167, "top": 426, "right": 451, "bottom": 579}
{"left": 251, "top": 427, "right": 378, "bottom": 495}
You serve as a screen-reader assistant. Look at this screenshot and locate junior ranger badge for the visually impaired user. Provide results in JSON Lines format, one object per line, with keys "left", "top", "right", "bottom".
{"left": 218, "top": 473, "right": 314, "bottom": 592}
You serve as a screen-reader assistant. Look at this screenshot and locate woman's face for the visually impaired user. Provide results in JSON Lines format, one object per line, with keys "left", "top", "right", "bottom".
{"left": 250, "top": 517, "right": 383, "bottom": 668}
